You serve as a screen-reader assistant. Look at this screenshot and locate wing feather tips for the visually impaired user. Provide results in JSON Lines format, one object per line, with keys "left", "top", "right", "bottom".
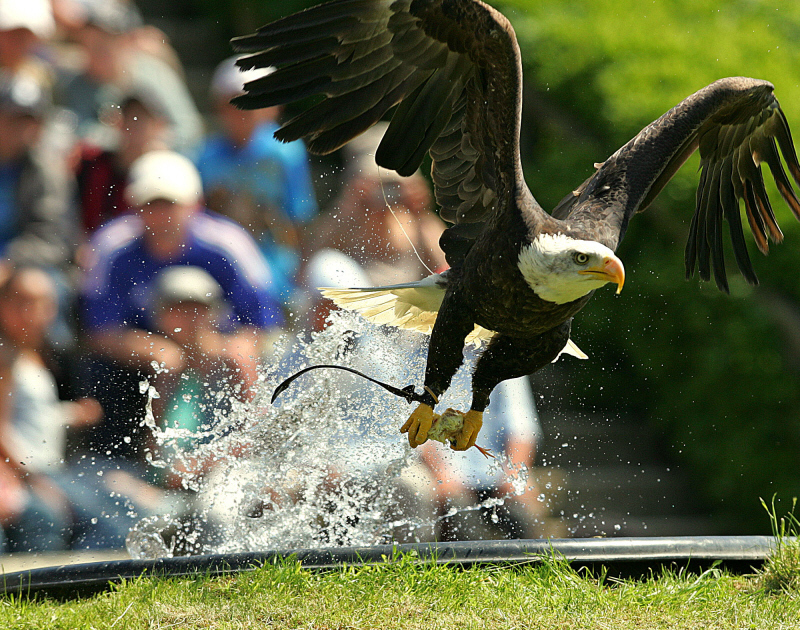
{"left": 687, "top": 96, "right": 800, "bottom": 291}
{"left": 761, "top": 137, "right": 800, "bottom": 222}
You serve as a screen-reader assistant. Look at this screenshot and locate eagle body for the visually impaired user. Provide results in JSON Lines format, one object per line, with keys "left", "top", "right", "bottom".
{"left": 235, "top": 0, "right": 800, "bottom": 451}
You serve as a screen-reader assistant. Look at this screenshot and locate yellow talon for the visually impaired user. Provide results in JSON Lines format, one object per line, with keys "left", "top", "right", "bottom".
{"left": 452, "top": 409, "right": 483, "bottom": 451}
{"left": 400, "top": 403, "right": 435, "bottom": 448}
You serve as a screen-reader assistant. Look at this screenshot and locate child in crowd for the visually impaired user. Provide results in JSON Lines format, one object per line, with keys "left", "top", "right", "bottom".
{"left": 0, "top": 266, "right": 136, "bottom": 549}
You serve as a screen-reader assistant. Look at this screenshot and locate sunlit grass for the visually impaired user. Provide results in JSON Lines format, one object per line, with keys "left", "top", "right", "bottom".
{"left": 2, "top": 546, "right": 798, "bottom": 629}
{"left": 755, "top": 497, "right": 800, "bottom": 594}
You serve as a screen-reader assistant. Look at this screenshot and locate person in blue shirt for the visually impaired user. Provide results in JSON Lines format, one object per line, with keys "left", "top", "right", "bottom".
{"left": 80, "top": 150, "right": 284, "bottom": 468}
{"left": 195, "top": 56, "right": 319, "bottom": 307}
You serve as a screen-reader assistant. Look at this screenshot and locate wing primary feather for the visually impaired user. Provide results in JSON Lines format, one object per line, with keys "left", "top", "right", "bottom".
{"left": 377, "top": 55, "right": 471, "bottom": 176}
{"left": 241, "top": 53, "right": 336, "bottom": 92}
{"left": 231, "top": 0, "right": 385, "bottom": 50}
{"left": 746, "top": 157, "right": 783, "bottom": 243}
{"left": 720, "top": 159, "right": 758, "bottom": 285}
{"left": 236, "top": 37, "right": 339, "bottom": 69}
{"left": 736, "top": 142, "right": 782, "bottom": 244}
{"left": 774, "top": 109, "right": 800, "bottom": 187}
{"left": 232, "top": 15, "right": 362, "bottom": 51}
{"left": 275, "top": 68, "right": 424, "bottom": 152}
{"left": 706, "top": 166, "right": 729, "bottom": 292}
{"left": 743, "top": 179, "right": 769, "bottom": 254}
{"left": 305, "top": 73, "right": 426, "bottom": 154}
{"left": 695, "top": 163, "right": 712, "bottom": 281}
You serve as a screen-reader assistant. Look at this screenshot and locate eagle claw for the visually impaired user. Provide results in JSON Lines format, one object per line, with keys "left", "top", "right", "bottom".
{"left": 400, "top": 403, "right": 435, "bottom": 447}
{"left": 452, "top": 409, "right": 483, "bottom": 451}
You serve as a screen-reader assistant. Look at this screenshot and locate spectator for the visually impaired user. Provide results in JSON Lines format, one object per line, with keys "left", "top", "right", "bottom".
{"left": 150, "top": 266, "right": 250, "bottom": 489}
{"left": 80, "top": 149, "right": 283, "bottom": 469}
{"left": 196, "top": 56, "right": 319, "bottom": 306}
{"left": 75, "top": 89, "right": 170, "bottom": 234}
{"left": 56, "top": 0, "right": 202, "bottom": 153}
{"left": 0, "top": 0, "right": 54, "bottom": 78}
{"left": 0, "top": 71, "right": 76, "bottom": 271}
{"left": 0, "top": 319, "right": 69, "bottom": 553}
{"left": 0, "top": 266, "right": 136, "bottom": 550}
{"left": 307, "top": 123, "right": 446, "bottom": 287}
{"left": 0, "top": 453, "right": 69, "bottom": 553}
{"left": 0, "top": 69, "right": 78, "bottom": 350}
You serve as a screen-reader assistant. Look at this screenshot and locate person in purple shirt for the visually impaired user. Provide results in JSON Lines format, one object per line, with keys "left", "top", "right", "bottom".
{"left": 80, "top": 149, "right": 283, "bottom": 468}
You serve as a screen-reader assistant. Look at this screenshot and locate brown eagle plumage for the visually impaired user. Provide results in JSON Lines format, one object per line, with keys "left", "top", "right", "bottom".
{"left": 233, "top": 0, "right": 800, "bottom": 451}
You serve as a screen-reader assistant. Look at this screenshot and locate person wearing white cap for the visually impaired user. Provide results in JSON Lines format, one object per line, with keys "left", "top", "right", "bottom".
{"left": 79, "top": 149, "right": 284, "bottom": 467}
{"left": 0, "top": 0, "right": 54, "bottom": 74}
{"left": 195, "top": 55, "right": 319, "bottom": 307}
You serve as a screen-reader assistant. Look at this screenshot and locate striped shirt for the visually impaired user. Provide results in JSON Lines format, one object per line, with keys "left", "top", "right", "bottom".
{"left": 81, "top": 210, "right": 284, "bottom": 332}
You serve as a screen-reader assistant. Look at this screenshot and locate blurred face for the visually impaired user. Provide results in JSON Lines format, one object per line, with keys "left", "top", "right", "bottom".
{"left": 78, "top": 24, "right": 123, "bottom": 84}
{"left": 140, "top": 199, "right": 197, "bottom": 258}
{"left": 0, "top": 270, "right": 58, "bottom": 346}
{"left": 0, "top": 28, "right": 38, "bottom": 71}
{"left": 215, "top": 97, "right": 277, "bottom": 147}
{"left": 119, "top": 101, "right": 169, "bottom": 157}
{"left": 157, "top": 301, "right": 215, "bottom": 346}
{"left": 0, "top": 110, "right": 41, "bottom": 162}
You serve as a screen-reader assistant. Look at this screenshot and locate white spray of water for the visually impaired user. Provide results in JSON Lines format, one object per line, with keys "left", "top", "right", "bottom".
{"left": 126, "top": 310, "right": 546, "bottom": 559}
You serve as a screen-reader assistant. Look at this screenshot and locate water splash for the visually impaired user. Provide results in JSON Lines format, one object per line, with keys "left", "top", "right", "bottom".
{"left": 127, "top": 310, "right": 548, "bottom": 559}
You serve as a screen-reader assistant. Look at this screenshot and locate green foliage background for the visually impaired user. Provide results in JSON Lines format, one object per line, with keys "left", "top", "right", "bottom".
{"left": 501, "top": 0, "right": 800, "bottom": 531}
{"left": 198, "top": 0, "right": 800, "bottom": 531}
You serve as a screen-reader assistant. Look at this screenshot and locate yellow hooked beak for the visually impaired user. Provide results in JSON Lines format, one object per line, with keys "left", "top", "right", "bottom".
{"left": 578, "top": 255, "right": 626, "bottom": 294}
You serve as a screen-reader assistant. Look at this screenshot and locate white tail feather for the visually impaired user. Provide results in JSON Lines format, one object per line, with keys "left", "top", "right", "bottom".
{"left": 555, "top": 338, "right": 588, "bottom": 362}
{"left": 320, "top": 274, "right": 445, "bottom": 336}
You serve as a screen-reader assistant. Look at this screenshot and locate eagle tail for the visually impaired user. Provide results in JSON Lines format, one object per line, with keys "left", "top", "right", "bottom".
{"left": 320, "top": 274, "right": 446, "bottom": 336}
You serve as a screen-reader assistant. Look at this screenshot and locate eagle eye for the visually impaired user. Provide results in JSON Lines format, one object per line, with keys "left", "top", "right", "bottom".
{"left": 573, "top": 252, "right": 590, "bottom": 265}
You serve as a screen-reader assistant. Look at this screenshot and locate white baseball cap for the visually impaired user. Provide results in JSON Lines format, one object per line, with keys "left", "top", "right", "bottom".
{"left": 127, "top": 150, "right": 203, "bottom": 207}
{"left": 154, "top": 266, "right": 223, "bottom": 308}
{"left": 0, "top": 0, "right": 55, "bottom": 38}
{"left": 210, "top": 55, "right": 275, "bottom": 99}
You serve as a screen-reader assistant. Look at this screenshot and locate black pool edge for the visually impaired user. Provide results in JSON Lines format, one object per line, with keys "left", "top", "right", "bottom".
{"left": 0, "top": 536, "right": 783, "bottom": 598}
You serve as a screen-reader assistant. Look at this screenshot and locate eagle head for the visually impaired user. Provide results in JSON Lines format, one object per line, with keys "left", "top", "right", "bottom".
{"left": 518, "top": 233, "right": 625, "bottom": 304}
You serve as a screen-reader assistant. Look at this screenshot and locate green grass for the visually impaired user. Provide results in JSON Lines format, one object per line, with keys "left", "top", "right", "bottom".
{"left": 2, "top": 548, "right": 798, "bottom": 630}
{"left": 757, "top": 497, "right": 800, "bottom": 595}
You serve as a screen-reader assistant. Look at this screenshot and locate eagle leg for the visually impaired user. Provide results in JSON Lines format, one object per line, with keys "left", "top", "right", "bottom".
{"left": 402, "top": 285, "right": 475, "bottom": 447}
{"left": 400, "top": 403, "right": 435, "bottom": 448}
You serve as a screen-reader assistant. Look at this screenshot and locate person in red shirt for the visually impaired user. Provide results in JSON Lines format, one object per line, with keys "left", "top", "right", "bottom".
{"left": 75, "top": 90, "right": 170, "bottom": 234}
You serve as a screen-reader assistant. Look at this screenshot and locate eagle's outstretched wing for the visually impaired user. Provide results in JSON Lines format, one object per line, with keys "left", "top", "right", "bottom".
{"left": 553, "top": 77, "right": 800, "bottom": 292}
{"left": 232, "top": 0, "right": 542, "bottom": 266}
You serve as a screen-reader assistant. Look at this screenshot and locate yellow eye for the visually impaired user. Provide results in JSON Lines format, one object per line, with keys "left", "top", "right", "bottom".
{"left": 574, "top": 252, "right": 590, "bottom": 265}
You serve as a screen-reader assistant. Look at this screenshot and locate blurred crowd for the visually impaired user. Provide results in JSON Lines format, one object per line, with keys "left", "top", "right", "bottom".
{"left": 0, "top": 0, "right": 552, "bottom": 554}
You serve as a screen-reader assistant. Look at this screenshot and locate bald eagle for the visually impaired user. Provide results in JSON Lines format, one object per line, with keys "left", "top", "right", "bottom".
{"left": 233, "top": 0, "right": 800, "bottom": 451}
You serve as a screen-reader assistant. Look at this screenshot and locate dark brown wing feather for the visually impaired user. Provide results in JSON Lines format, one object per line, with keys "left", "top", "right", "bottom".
{"left": 554, "top": 77, "right": 800, "bottom": 292}
{"left": 232, "top": 0, "right": 543, "bottom": 264}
